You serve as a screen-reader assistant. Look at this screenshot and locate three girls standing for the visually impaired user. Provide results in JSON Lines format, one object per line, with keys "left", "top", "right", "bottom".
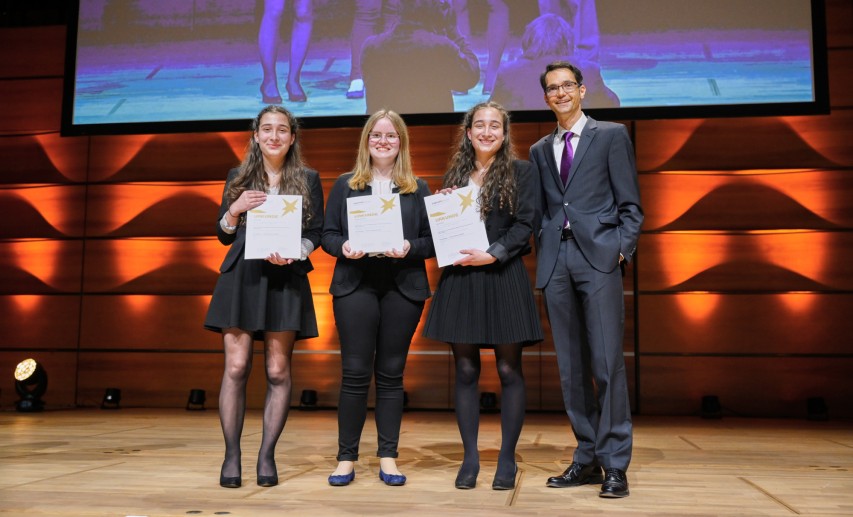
{"left": 206, "top": 102, "right": 540, "bottom": 490}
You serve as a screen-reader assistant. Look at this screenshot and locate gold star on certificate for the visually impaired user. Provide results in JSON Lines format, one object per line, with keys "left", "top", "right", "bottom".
{"left": 380, "top": 196, "right": 396, "bottom": 213}
{"left": 282, "top": 198, "right": 298, "bottom": 215}
{"left": 457, "top": 190, "right": 474, "bottom": 212}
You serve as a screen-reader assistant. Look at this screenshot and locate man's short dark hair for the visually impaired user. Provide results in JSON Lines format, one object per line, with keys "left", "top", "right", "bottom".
{"left": 540, "top": 61, "right": 584, "bottom": 92}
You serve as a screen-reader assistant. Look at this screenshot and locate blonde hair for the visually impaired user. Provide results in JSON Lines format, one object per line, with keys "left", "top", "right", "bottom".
{"left": 348, "top": 110, "right": 418, "bottom": 194}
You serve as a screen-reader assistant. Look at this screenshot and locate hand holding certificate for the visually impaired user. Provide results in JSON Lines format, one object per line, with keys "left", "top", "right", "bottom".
{"left": 346, "top": 194, "right": 405, "bottom": 254}
{"left": 245, "top": 194, "right": 303, "bottom": 260}
{"left": 424, "top": 186, "right": 490, "bottom": 267}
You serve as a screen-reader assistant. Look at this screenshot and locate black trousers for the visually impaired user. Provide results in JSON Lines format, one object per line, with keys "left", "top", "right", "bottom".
{"left": 333, "top": 269, "right": 424, "bottom": 461}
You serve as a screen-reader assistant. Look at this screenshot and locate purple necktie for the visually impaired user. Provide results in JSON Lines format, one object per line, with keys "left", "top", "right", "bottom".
{"left": 560, "top": 131, "right": 574, "bottom": 186}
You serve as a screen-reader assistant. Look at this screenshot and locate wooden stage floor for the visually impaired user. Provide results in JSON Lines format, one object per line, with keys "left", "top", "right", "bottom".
{"left": 1, "top": 409, "right": 851, "bottom": 516}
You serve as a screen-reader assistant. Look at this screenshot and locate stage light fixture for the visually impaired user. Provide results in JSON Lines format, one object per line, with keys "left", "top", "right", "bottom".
{"left": 101, "top": 388, "right": 122, "bottom": 409}
{"left": 806, "top": 397, "right": 828, "bottom": 421}
{"left": 14, "top": 358, "right": 47, "bottom": 412}
{"left": 186, "top": 389, "right": 206, "bottom": 411}
{"left": 299, "top": 389, "right": 318, "bottom": 410}
{"left": 701, "top": 395, "right": 722, "bottom": 419}
{"left": 480, "top": 392, "right": 498, "bottom": 413}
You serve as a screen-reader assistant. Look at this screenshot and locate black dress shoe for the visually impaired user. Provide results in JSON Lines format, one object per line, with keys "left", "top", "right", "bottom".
{"left": 599, "top": 468, "right": 629, "bottom": 498}
{"left": 219, "top": 475, "right": 241, "bottom": 488}
{"left": 546, "top": 462, "right": 604, "bottom": 488}
{"left": 491, "top": 465, "right": 517, "bottom": 490}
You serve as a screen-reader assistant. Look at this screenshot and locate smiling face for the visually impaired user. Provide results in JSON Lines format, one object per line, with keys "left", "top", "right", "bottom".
{"left": 368, "top": 116, "right": 401, "bottom": 168}
{"left": 253, "top": 111, "right": 295, "bottom": 164}
{"left": 543, "top": 67, "right": 586, "bottom": 123}
{"left": 466, "top": 107, "right": 505, "bottom": 162}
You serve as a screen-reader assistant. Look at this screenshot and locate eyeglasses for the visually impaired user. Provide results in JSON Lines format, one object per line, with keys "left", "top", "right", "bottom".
{"left": 545, "top": 81, "right": 581, "bottom": 97}
{"left": 368, "top": 132, "right": 400, "bottom": 143}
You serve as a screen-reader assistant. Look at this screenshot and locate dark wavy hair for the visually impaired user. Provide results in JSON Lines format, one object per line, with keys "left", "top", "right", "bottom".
{"left": 443, "top": 101, "right": 517, "bottom": 220}
{"left": 226, "top": 105, "right": 313, "bottom": 227}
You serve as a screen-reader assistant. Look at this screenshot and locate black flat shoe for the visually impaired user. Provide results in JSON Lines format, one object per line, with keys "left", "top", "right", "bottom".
{"left": 491, "top": 465, "right": 517, "bottom": 490}
{"left": 219, "top": 475, "right": 241, "bottom": 488}
{"left": 454, "top": 465, "right": 479, "bottom": 489}
{"left": 257, "top": 474, "right": 278, "bottom": 487}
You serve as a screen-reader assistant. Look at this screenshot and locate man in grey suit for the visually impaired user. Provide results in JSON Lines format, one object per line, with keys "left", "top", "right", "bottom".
{"left": 529, "top": 61, "right": 643, "bottom": 498}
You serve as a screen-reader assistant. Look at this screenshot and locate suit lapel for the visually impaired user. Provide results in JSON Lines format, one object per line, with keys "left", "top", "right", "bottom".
{"left": 566, "top": 117, "right": 597, "bottom": 190}
{"left": 540, "top": 129, "right": 564, "bottom": 192}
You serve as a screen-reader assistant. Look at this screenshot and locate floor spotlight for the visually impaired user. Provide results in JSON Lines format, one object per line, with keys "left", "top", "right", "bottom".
{"left": 14, "top": 358, "right": 47, "bottom": 412}
{"left": 806, "top": 397, "right": 828, "bottom": 421}
{"left": 299, "top": 389, "right": 318, "bottom": 410}
{"left": 701, "top": 395, "right": 722, "bottom": 419}
{"left": 101, "top": 388, "right": 122, "bottom": 409}
{"left": 186, "top": 389, "right": 206, "bottom": 411}
{"left": 480, "top": 392, "right": 498, "bottom": 413}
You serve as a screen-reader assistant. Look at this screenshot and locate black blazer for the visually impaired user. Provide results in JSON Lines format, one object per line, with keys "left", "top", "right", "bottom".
{"left": 321, "top": 173, "right": 435, "bottom": 301}
{"left": 215, "top": 167, "right": 324, "bottom": 277}
{"left": 449, "top": 160, "right": 540, "bottom": 265}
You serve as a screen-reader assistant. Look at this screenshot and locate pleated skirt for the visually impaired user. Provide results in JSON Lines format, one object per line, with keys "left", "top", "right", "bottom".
{"left": 422, "top": 256, "right": 543, "bottom": 347}
{"left": 204, "top": 257, "right": 318, "bottom": 341}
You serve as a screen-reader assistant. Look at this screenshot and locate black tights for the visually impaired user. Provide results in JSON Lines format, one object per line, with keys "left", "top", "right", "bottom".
{"left": 452, "top": 343, "right": 525, "bottom": 480}
{"left": 219, "top": 329, "right": 295, "bottom": 478}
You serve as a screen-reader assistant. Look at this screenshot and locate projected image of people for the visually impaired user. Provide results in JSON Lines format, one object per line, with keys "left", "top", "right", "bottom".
{"left": 452, "top": 0, "right": 509, "bottom": 96}
{"left": 68, "top": 0, "right": 820, "bottom": 129}
{"left": 490, "top": 13, "right": 619, "bottom": 109}
{"left": 258, "top": 0, "right": 314, "bottom": 104}
{"left": 347, "top": 0, "right": 401, "bottom": 99}
{"left": 361, "top": 0, "right": 480, "bottom": 114}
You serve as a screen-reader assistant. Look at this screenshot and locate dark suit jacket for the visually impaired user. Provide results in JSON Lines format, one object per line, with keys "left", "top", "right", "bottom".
{"left": 450, "top": 160, "right": 540, "bottom": 265}
{"left": 215, "top": 167, "right": 324, "bottom": 277}
{"left": 529, "top": 117, "right": 643, "bottom": 288}
{"left": 321, "top": 173, "right": 435, "bottom": 302}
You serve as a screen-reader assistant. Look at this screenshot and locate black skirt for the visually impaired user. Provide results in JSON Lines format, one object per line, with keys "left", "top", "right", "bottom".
{"left": 204, "top": 256, "right": 318, "bottom": 341}
{"left": 423, "top": 256, "right": 543, "bottom": 347}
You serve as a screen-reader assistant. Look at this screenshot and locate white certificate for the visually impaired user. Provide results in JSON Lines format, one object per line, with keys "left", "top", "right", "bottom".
{"left": 424, "top": 186, "right": 490, "bottom": 267}
{"left": 244, "top": 194, "right": 302, "bottom": 259}
{"left": 346, "top": 194, "right": 405, "bottom": 253}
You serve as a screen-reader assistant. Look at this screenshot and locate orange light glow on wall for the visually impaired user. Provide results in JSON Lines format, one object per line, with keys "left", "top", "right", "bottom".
{"left": 754, "top": 231, "right": 830, "bottom": 285}
{"left": 219, "top": 132, "right": 250, "bottom": 161}
{"left": 33, "top": 134, "right": 88, "bottom": 181}
{"left": 674, "top": 292, "right": 720, "bottom": 322}
{"left": 88, "top": 135, "right": 156, "bottom": 179}
{"left": 779, "top": 292, "right": 818, "bottom": 313}
{"left": 754, "top": 171, "right": 839, "bottom": 226}
{"left": 123, "top": 294, "right": 158, "bottom": 314}
{"left": 92, "top": 183, "right": 223, "bottom": 233}
{"left": 640, "top": 173, "right": 730, "bottom": 230}
{"left": 5, "top": 185, "right": 83, "bottom": 235}
{"left": 654, "top": 233, "right": 733, "bottom": 288}
{"left": 8, "top": 239, "right": 78, "bottom": 289}
{"left": 779, "top": 116, "right": 852, "bottom": 167}
{"left": 181, "top": 239, "right": 226, "bottom": 274}
{"left": 10, "top": 294, "right": 41, "bottom": 314}
{"left": 636, "top": 119, "right": 704, "bottom": 170}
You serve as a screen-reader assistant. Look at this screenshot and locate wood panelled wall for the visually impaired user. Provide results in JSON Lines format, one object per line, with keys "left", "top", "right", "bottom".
{"left": 1, "top": 1, "right": 851, "bottom": 417}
